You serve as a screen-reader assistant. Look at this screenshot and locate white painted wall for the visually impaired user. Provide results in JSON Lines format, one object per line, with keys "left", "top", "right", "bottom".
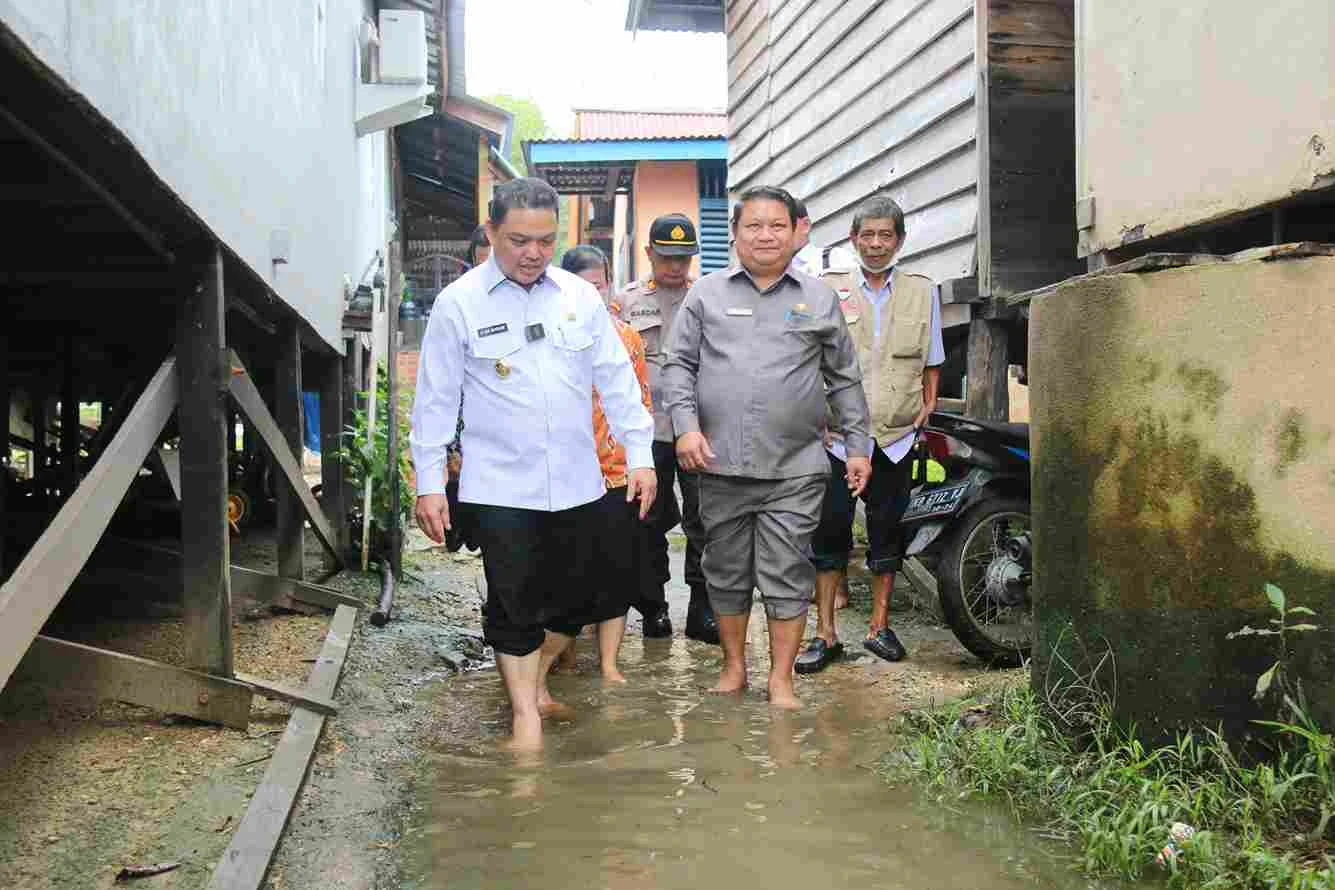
{"left": 0, "top": 0, "right": 396, "bottom": 349}
{"left": 1076, "top": 0, "right": 1335, "bottom": 256}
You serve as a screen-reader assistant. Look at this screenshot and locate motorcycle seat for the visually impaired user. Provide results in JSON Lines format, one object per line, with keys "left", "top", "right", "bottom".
{"left": 930, "top": 412, "right": 1030, "bottom": 447}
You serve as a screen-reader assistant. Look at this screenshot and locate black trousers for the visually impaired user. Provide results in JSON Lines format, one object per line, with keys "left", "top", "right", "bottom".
{"left": 638, "top": 440, "right": 707, "bottom": 613}
{"left": 566, "top": 487, "right": 648, "bottom": 626}
{"left": 810, "top": 447, "right": 915, "bottom": 575}
{"left": 471, "top": 499, "right": 599, "bottom": 656}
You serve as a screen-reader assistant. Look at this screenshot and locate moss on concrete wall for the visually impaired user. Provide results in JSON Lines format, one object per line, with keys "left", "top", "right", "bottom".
{"left": 1029, "top": 256, "right": 1335, "bottom": 737}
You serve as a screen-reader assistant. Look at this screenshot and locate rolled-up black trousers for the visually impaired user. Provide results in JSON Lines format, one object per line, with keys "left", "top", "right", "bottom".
{"left": 471, "top": 499, "right": 599, "bottom": 656}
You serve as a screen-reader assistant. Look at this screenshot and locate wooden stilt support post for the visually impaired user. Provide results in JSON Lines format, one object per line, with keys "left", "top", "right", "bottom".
{"left": 385, "top": 248, "right": 403, "bottom": 583}
{"left": 275, "top": 322, "right": 305, "bottom": 582}
{"left": 965, "top": 315, "right": 1010, "bottom": 422}
{"left": 0, "top": 331, "right": 7, "bottom": 578}
{"left": 177, "top": 246, "right": 234, "bottom": 678}
{"left": 319, "top": 354, "right": 348, "bottom": 568}
{"left": 61, "top": 335, "right": 78, "bottom": 497}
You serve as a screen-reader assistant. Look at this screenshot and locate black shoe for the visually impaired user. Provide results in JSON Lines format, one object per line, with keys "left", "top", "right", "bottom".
{"left": 641, "top": 606, "right": 673, "bottom": 638}
{"left": 794, "top": 638, "right": 843, "bottom": 674}
{"left": 685, "top": 603, "right": 721, "bottom": 645}
{"left": 864, "top": 628, "right": 908, "bottom": 663}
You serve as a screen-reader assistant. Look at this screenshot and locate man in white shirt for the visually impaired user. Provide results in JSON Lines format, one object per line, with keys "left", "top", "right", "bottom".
{"left": 788, "top": 197, "right": 858, "bottom": 278}
{"left": 796, "top": 195, "right": 943, "bottom": 674}
{"left": 411, "top": 177, "right": 657, "bottom": 750}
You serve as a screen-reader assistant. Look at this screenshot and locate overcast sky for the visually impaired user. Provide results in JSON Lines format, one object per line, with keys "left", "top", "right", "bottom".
{"left": 466, "top": 0, "right": 728, "bottom": 135}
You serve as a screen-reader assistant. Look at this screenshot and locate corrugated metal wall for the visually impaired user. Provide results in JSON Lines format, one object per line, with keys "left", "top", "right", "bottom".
{"left": 725, "top": 0, "right": 978, "bottom": 286}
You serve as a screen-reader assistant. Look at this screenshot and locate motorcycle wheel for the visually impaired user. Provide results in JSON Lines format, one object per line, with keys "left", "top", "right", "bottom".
{"left": 937, "top": 497, "right": 1033, "bottom": 668}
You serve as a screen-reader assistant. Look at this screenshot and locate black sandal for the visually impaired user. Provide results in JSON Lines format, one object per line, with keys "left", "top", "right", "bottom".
{"left": 863, "top": 628, "right": 907, "bottom": 663}
{"left": 794, "top": 638, "right": 844, "bottom": 674}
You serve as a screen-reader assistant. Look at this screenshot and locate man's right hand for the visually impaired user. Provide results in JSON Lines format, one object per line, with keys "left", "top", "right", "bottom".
{"left": 415, "top": 493, "right": 451, "bottom": 544}
{"left": 675, "top": 431, "right": 716, "bottom": 472}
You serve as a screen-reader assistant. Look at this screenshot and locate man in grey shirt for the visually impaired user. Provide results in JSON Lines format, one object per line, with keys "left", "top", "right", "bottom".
{"left": 662, "top": 186, "right": 871, "bottom": 709}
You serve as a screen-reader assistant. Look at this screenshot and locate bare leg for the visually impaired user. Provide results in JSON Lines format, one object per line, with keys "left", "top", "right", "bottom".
{"left": 554, "top": 634, "right": 579, "bottom": 672}
{"left": 596, "top": 615, "right": 628, "bottom": 683}
{"left": 712, "top": 612, "right": 750, "bottom": 693}
{"left": 537, "top": 631, "right": 575, "bottom": 716}
{"left": 835, "top": 573, "right": 850, "bottom": 610}
{"left": 766, "top": 614, "right": 805, "bottom": 709}
{"left": 495, "top": 651, "right": 543, "bottom": 750}
{"left": 867, "top": 573, "right": 893, "bottom": 637}
{"left": 813, "top": 570, "right": 843, "bottom": 644}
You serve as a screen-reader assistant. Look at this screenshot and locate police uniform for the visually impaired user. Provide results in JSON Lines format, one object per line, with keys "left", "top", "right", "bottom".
{"left": 410, "top": 257, "right": 655, "bottom": 657}
{"left": 614, "top": 213, "right": 716, "bottom": 639}
{"left": 661, "top": 265, "right": 870, "bottom": 621}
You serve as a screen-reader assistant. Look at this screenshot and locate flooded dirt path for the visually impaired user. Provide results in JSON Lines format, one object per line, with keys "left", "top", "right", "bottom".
{"left": 394, "top": 551, "right": 1123, "bottom": 889}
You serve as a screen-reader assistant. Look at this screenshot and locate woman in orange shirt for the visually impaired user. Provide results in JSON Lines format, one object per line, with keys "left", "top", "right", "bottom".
{"left": 547, "top": 245, "right": 653, "bottom": 686}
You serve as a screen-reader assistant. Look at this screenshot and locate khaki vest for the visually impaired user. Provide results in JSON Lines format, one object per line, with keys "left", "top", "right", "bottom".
{"left": 821, "top": 267, "right": 934, "bottom": 445}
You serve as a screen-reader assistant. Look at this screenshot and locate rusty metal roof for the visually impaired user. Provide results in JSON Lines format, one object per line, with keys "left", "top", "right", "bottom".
{"left": 572, "top": 109, "right": 726, "bottom": 141}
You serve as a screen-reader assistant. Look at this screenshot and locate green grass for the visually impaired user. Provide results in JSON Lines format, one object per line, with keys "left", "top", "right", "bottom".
{"left": 883, "top": 683, "right": 1334, "bottom": 888}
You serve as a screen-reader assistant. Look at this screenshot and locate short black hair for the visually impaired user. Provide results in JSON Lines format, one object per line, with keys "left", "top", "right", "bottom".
{"left": 793, "top": 196, "right": 809, "bottom": 221}
{"left": 488, "top": 176, "right": 560, "bottom": 225}
{"left": 466, "top": 224, "right": 490, "bottom": 266}
{"left": 850, "top": 194, "right": 906, "bottom": 240}
{"left": 732, "top": 185, "right": 800, "bottom": 228}
{"left": 559, "top": 244, "right": 610, "bottom": 282}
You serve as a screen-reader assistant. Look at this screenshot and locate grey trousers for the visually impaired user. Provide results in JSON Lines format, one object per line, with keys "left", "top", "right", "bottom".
{"left": 697, "top": 473, "right": 826, "bottom": 621}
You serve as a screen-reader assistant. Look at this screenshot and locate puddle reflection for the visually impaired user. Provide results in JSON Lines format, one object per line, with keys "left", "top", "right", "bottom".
{"left": 402, "top": 631, "right": 1132, "bottom": 890}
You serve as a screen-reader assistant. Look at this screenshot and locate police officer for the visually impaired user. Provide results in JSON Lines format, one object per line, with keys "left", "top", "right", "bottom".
{"left": 615, "top": 213, "right": 719, "bottom": 645}
{"left": 411, "top": 178, "right": 657, "bottom": 751}
{"left": 662, "top": 186, "right": 871, "bottom": 709}
{"left": 797, "top": 194, "right": 943, "bottom": 675}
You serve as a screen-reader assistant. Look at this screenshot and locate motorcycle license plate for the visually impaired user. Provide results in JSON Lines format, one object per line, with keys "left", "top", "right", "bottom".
{"left": 903, "top": 483, "right": 969, "bottom": 521}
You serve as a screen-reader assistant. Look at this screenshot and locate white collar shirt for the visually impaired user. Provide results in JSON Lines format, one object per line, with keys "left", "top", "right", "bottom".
{"left": 409, "top": 257, "right": 654, "bottom": 511}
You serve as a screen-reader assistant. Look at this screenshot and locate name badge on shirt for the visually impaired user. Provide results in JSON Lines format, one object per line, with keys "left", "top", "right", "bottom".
{"left": 524, "top": 323, "right": 546, "bottom": 342}
{"left": 725, "top": 307, "right": 753, "bottom": 317}
{"left": 477, "top": 323, "right": 508, "bottom": 338}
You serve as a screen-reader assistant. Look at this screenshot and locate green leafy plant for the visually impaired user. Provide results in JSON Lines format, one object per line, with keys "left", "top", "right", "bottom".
{"left": 337, "top": 362, "right": 414, "bottom": 537}
{"left": 1227, "top": 583, "right": 1321, "bottom": 702}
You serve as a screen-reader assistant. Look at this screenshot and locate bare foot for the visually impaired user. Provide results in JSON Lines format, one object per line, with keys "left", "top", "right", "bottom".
{"left": 710, "top": 665, "right": 749, "bottom": 694}
{"left": 507, "top": 712, "right": 543, "bottom": 751}
{"left": 601, "top": 667, "right": 627, "bottom": 684}
{"left": 553, "top": 645, "right": 578, "bottom": 673}
{"left": 539, "top": 701, "right": 575, "bottom": 720}
{"left": 767, "top": 676, "right": 802, "bottom": 710}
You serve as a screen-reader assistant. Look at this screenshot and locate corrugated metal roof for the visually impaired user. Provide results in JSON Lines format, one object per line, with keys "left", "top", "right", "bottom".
{"left": 625, "top": 0, "right": 724, "bottom": 33}
{"left": 573, "top": 109, "right": 726, "bottom": 141}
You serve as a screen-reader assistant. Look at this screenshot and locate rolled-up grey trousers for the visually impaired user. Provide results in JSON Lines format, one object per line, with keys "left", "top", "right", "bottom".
{"left": 697, "top": 473, "right": 826, "bottom": 621}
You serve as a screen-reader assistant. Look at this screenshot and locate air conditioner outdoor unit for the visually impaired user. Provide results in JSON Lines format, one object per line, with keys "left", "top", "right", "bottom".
{"left": 378, "top": 10, "right": 427, "bottom": 84}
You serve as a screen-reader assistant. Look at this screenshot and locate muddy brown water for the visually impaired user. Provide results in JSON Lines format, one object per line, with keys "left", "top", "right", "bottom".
{"left": 397, "top": 606, "right": 1130, "bottom": 889}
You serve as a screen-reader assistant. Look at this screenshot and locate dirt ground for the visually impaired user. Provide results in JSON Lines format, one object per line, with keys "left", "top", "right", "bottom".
{"left": 0, "top": 527, "right": 1011, "bottom": 890}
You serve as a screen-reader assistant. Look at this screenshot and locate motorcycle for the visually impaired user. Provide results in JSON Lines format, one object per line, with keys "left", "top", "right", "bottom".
{"left": 901, "top": 412, "right": 1032, "bottom": 667}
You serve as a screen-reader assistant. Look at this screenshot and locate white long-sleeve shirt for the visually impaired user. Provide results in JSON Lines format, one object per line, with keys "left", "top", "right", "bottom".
{"left": 410, "top": 257, "right": 654, "bottom": 511}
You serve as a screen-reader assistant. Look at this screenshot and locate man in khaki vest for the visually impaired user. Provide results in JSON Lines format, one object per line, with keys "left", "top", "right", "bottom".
{"left": 795, "top": 195, "right": 943, "bottom": 674}
{"left": 615, "top": 213, "right": 720, "bottom": 645}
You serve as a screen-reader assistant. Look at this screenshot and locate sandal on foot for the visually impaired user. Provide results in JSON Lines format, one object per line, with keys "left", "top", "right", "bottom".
{"left": 794, "top": 638, "right": 844, "bottom": 674}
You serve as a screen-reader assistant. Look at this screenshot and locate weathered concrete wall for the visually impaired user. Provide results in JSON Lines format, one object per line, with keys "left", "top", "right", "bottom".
{"left": 0, "top": 0, "right": 391, "bottom": 349}
{"left": 631, "top": 161, "right": 700, "bottom": 280}
{"left": 1075, "top": 0, "right": 1335, "bottom": 257}
{"left": 1029, "top": 254, "right": 1335, "bottom": 736}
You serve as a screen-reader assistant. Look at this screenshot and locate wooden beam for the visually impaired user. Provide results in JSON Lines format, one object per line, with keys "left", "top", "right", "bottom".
{"left": 476, "top": 132, "right": 491, "bottom": 224}
{"left": 0, "top": 356, "right": 177, "bottom": 691}
{"left": 178, "top": 247, "right": 234, "bottom": 677}
{"left": 0, "top": 104, "right": 174, "bottom": 263}
{"left": 965, "top": 316, "right": 1010, "bottom": 421}
{"left": 207, "top": 604, "right": 357, "bottom": 890}
{"left": 0, "top": 331, "right": 7, "bottom": 577}
{"left": 231, "top": 566, "right": 364, "bottom": 612}
{"left": 16, "top": 635, "right": 252, "bottom": 728}
{"left": 385, "top": 243, "right": 404, "bottom": 582}
{"left": 227, "top": 353, "right": 341, "bottom": 564}
{"left": 61, "top": 335, "right": 78, "bottom": 493}
{"left": 233, "top": 671, "right": 338, "bottom": 716}
{"left": 319, "top": 354, "right": 348, "bottom": 567}
{"left": 274, "top": 322, "right": 306, "bottom": 581}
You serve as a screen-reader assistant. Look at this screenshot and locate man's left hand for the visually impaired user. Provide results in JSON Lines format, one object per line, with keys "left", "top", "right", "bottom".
{"left": 627, "top": 467, "right": 658, "bottom": 520}
{"left": 845, "top": 456, "right": 872, "bottom": 497}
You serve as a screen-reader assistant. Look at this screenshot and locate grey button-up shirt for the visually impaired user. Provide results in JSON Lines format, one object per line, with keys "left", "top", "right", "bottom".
{"left": 662, "top": 266, "right": 870, "bottom": 479}
{"left": 615, "top": 277, "right": 692, "bottom": 443}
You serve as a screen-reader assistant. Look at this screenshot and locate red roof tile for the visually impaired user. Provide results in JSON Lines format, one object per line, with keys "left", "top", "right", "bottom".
{"left": 573, "top": 109, "right": 726, "bottom": 141}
